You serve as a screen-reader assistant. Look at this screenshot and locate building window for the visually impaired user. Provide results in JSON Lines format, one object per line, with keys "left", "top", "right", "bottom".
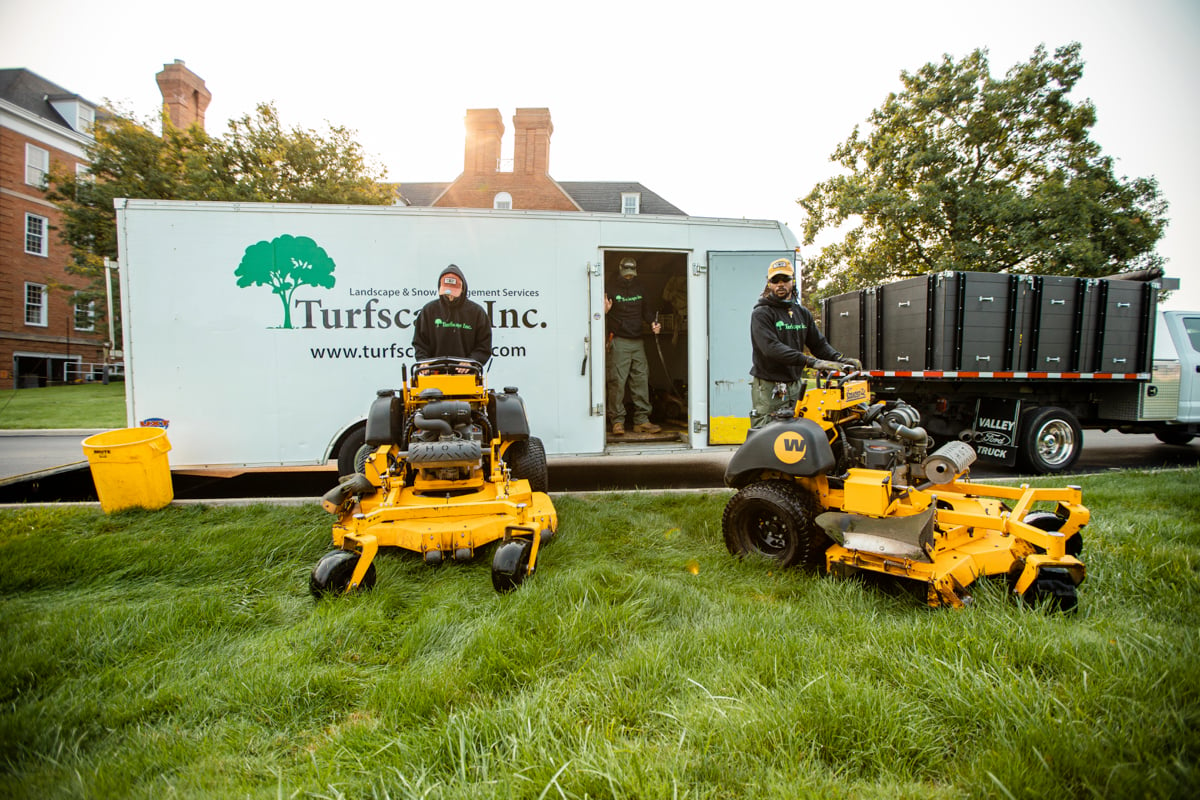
{"left": 26, "top": 144, "right": 50, "bottom": 187}
{"left": 25, "top": 283, "right": 48, "bottom": 327}
{"left": 77, "top": 104, "right": 95, "bottom": 134}
{"left": 494, "top": 192, "right": 513, "bottom": 210}
{"left": 25, "top": 214, "right": 49, "bottom": 256}
{"left": 74, "top": 295, "right": 96, "bottom": 331}
{"left": 622, "top": 193, "right": 641, "bottom": 215}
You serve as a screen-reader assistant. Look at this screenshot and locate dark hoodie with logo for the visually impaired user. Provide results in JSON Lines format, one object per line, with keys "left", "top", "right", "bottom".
{"left": 607, "top": 275, "right": 658, "bottom": 339}
{"left": 412, "top": 264, "right": 493, "bottom": 366}
{"left": 749, "top": 288, "right": 842, "bottom": 382}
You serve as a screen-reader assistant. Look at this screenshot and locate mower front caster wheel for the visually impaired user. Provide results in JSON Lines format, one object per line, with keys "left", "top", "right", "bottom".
{"left": 310, "top": 550, "right": 377, "bottom": 599}
{"left": 492, "top": 538, "right": 533, "bottom": 593}
{"left": 1019, "top": 566, "right": 1078, "bottom": 613}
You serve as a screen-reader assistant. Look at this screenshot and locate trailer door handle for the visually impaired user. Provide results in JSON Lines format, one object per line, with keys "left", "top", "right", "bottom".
{"left": 1044, "top": 356, "right": 1060, "bottom": 364}
{"left": 978, "top": 296, "right": 995, "bottom": 303}
{"left": 1117, "top": 302, "right": 1131, "bottom": 309}
{"left": 1050, "top": 299, "right": 1065, "bottom": 305}
{"left": 839, "top": 311, "right": 850, "bottom": 317}
{"left": 896, "top": 355, "right": 910, "bottom": 363}
{"left": 976, "top": 355, "right": 991, "bottom": 363}
{"left": 897, "top": 301, "right": 911, "bottom": 308}
{"left": 1112, "top": 357, "right": 1127, "bottom": 365}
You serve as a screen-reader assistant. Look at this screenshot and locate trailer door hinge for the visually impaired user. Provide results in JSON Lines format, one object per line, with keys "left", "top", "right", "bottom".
{"left": 591, "top": 404, "right": 604, "bottom": 417}
{"left": 693, "top": 261, "right": 707, "bottom": 276}
{"left": 588, "top": 261, "right": 601, "bottom": 277}
{"left": 693, "top": 420, "right": 707, "bottom": 432}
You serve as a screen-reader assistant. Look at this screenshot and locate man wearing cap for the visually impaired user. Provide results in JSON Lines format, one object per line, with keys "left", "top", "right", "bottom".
{"left": 605, "top": 257, "right": 662, "bottom": 435}
{"left": 412, "top": 264, "right": 493, "bottom": 370}
{"left": 749, "top": 257, "right": 859, "bottom": 428}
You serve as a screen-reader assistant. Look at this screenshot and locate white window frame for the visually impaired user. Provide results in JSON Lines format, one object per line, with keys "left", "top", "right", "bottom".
{"left": 25, "top": 144, "right": 50, "bottom": 187}
{"left": 25, "top": 283, "right": 48, "bottom": 327}
{"left": 621, "top": 192, "right": 641, "bottom": 215}
{"left": 25, "top": 213, "right": 49, "bottom": 256}
{"left": 77, "top": 104, "right": 95, "bottom": 134}
{"left": 74, "top": 294, "right": 96, "bottom": 332}
{"left": 493, "top": 192, "right": 513, "bottom": 210}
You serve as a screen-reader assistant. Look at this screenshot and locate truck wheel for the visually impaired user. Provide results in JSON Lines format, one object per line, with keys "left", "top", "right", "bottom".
{"left": 1155, "top": 431, "right": 1195, "bottom": 446}
{"left": 722, "top": 481, "right": 829, "bottom": 569}
{"left": 336, "top": 426, "right": 367, "bottom": 476}
{"left": 505, "top": 436, "right": 549, "bottom": 493}
{"left": 1018, "top": 407, "right": 1081, "bottom": 474}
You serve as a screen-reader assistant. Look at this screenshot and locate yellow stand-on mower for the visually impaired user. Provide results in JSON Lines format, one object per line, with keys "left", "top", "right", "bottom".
{"left": 723, "top": 370, "right": 1087, "bottom": 610}
{"left": 311, "top": 358, "right": 558, "bottom": 597}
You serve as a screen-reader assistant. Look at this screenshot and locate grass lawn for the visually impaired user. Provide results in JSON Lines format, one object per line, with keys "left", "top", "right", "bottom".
{"left": 1, "top": 469, "right": 1198, "bottom": 798}
{"left": 0, "top": 383, "right": 127, "bottom": 430}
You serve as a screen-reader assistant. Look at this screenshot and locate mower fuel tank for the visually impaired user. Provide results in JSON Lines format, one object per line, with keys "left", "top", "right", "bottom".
{"left": 366, "top": 390, "right": 404, "bottom": 446}
{"left": 491, "top": 388, "right": 530, "bottom": 441}
{"left": 724, "top": 418, "right": 836, "bottom": 488}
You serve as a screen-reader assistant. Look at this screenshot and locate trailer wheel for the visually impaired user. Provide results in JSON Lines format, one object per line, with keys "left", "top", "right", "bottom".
{"left": 310, "top": 550, "right": 376, "bottom": 599}
{"left": 1022, "top": 510, "right": 1083, "bottom": 557}
{"left": 1155, "top": 431, "right": 1195, "bottom": 446}
{"left": 336, "top": 426, "right": 367, "bottom": 476}
{"left": 504, "top": 436, "right": 549, "bottom": 493}
{"left": 1018, "top": 407, "right": 1081, "bottom": 474}
{"left": 722, "top": 481, "right": 829, "bottom": 569}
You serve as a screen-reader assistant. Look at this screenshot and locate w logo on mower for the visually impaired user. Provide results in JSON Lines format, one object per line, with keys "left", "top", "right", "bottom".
{"left": 773, "top": 432, "right": 807, "bottom": 464}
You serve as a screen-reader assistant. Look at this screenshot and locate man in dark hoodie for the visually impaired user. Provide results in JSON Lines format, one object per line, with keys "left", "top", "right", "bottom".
{"left": 605, "top": 257, "right": 662, "bottom": 435}
{"left": 412, "top": 264, "right": 492, "bottom": 371}
{"left": 749, "top": 257, "right": 859, "bottom": 428}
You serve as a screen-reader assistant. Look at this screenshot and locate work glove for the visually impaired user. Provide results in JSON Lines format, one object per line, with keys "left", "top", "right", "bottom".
{"left": 841, "top": 357, "right": 863, "bottom": 372}
{"left": 810, "top": 359, "right": 846, "bottom": 373}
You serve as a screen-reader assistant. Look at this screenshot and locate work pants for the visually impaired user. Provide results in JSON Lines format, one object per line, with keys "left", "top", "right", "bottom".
{"left": 750, "top": 375, "right": 806, "bottom": 429}
{"left": 607, "top": 336, "right": 652, "bottom": 425}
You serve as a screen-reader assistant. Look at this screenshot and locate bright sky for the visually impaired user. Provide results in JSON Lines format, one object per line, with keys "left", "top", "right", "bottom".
{"left": 3, "top": 0, "right": 1198, "bottom": 311}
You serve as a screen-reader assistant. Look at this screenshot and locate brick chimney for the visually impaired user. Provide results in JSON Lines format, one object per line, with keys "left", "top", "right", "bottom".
{"left": 156, "top": 60, "right": 211, "bottom": 130}
{"left": 513, "top": 108, "right": 553, "bottom": 175}
{"left": 463, "top": 109, "right": 504, "bottom": 174}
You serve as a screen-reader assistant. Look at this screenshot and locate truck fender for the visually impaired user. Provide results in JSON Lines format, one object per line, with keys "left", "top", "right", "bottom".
{"left": 724, "top": 418, "right": 836, "bottom": 488}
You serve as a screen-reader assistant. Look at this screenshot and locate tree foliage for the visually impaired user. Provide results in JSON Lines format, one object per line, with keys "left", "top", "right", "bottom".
{"left": 45, "top": 103, "right": 391, "bottom": 339}
{"left": 799, "top": 43, "right": 1169, "bottom": 302}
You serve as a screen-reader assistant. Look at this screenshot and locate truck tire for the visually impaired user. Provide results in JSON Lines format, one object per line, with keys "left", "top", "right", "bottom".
{"left": 1018, "top": 407, "right": 1081, "bottom": 474}
{"left": 336, "top": 425, "right": 367, "bottom": 476}
{"left": 1155, "top": 431, "right": 1196, "bottom": 446}
{"left": 722, "top": 480, "right": 829, "bottom": 569}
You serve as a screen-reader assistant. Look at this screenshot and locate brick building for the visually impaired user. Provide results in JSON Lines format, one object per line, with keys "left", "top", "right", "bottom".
{"left": 397, "top": 108, "right": 686, "bottom": 216}
{"left": 0, "top": 61, "right": 208, "bottom": 389}
{"left": 0, "top": 67, "right": 104, "bottom": 388}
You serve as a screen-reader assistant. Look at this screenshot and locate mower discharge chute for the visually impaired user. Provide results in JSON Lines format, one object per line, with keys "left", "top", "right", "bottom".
{"left": 723, "top": 370, "right": 1087, "bottom": 610}
{"left": 311, "top": 358, "right": 558, "bottom": 597}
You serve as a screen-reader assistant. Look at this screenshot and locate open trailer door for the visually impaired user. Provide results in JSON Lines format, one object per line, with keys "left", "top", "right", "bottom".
{"left": 707, "top": 250, "right": 796, "bottom": 444}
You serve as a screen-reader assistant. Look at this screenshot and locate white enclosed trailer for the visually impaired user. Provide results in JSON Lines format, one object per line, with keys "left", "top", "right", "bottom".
{"left": 115, "top": 199, "right": 797, "bottom": 470}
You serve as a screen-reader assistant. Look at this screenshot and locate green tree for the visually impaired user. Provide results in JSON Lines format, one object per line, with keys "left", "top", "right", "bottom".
{"left": 235, "top": 235, "right": 336, "bottom": 328}
{"left": 799, "top": 43, "right": 1168, "bottom": 303}
{"left": 45, "top": 103, "right": 391, "bottom": 340}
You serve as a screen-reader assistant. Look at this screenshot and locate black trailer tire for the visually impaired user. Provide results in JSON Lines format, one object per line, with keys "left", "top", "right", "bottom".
{"left": 505, "top": 436, "right": 549, "bottom": 493}
{"left": 336, "top": 425, "right": 367, "bottom": 477}
{"left": 722, "top": 481, "right": 829, "bottom": 569}
{"left": 1155, "top": 431, "right": 1196, "bottom": 446}
{"left": 1018, "top": 407, "right": 1082, "bottom": 474}
{"left": 310, "top": 550, "right": 376, "bottom": 599}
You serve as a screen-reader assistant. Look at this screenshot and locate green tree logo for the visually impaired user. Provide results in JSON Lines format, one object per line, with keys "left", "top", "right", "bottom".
{"left": 234, "top": 235, "right": 336, "bottom": 328}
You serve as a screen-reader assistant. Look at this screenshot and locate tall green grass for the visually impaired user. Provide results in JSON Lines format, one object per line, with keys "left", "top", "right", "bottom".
{"left": 1, "top": 470, "right": 1198, "bottom": 798}
{"left": 0, "top": 383, "right": 127, "bottom": 429}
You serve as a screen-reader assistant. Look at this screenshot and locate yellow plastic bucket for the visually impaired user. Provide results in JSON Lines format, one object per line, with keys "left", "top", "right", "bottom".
{"left": 82, "top": 427, "right": 174, "bottom": 512}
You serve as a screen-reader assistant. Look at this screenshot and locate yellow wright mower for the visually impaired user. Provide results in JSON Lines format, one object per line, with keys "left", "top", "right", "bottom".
{"left": 311, "top": 358, "right": 558, "bottom": 597}
{"left": 722, "top": 369, "right": 1088, "bottom": 610}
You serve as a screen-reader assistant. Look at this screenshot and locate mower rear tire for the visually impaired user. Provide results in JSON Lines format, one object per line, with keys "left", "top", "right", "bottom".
{"left": 1022, "top": 510, "right": 1083, "bottom": 557}
{"left": 1019, "top": 566, "right": 1078, "bottom": 613}
{"left": 310, "top": 550, "right": 376, "bottom": 599}
{"left": 722, "top": 480, "right": 829, "bottom": 569}
{"left": 492, "top": 538, "right": 533, "bottom": 593}
{"left": 505, "top": 436, "right": 549, "bottom": 493}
